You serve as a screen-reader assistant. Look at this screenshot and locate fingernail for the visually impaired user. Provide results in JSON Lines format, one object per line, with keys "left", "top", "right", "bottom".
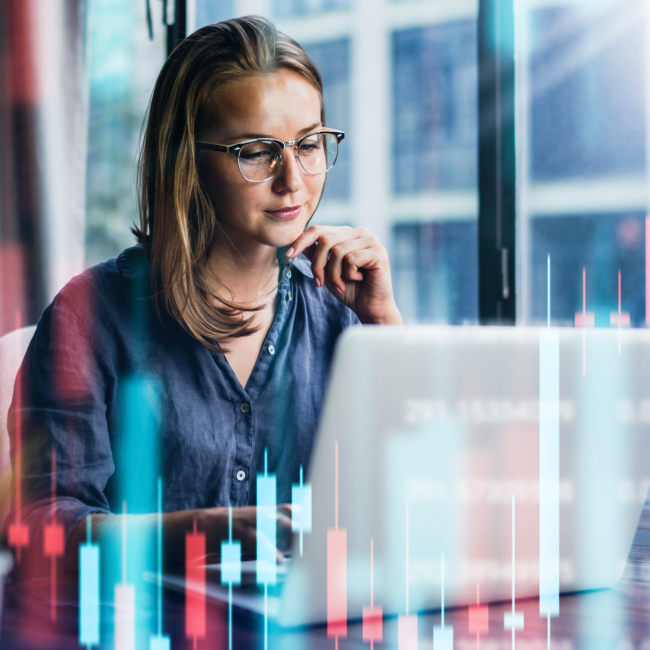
{"left": 286, "top": 247, "right": 295, "bottom": 258}
{"left": 336, "top": 285, "right": 344, "bottom": 294}
{"left": 314, "top": 277, "right": 321, "bottom": 288}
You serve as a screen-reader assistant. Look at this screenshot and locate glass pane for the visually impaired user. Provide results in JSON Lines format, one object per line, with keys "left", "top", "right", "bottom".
{"left": 196, "top": 0, "right": 235, "bottom": 25}
{"left": 391, "top": 15, "right": 478, "bottom": 323}
{"left": 393, "top": 21, "right": 477, "bottom": 193}
{"left": 85, "top": 0, "right": 165, "bottom": 267}
{"left": 517, "top": 0, "right": 647, "bottom": 327}
{"left": 272, "top": 0, "right": 350, "bottom": 19}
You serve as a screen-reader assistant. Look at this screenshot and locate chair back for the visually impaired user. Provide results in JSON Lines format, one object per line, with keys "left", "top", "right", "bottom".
{"left": 0, "top": 326, "right": 36, "bottom": 525}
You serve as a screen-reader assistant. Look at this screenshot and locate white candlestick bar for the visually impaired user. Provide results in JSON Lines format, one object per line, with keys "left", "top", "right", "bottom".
{"left": 115, "top": 501, "right": 135, "bottom": 650}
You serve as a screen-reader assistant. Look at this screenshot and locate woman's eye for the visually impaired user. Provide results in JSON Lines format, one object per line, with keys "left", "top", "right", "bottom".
{"left": 299, "top": 140, "right": 322, "bottom": 154}
{"left": 240, "top": 144, "right": 276, "bottom": 162}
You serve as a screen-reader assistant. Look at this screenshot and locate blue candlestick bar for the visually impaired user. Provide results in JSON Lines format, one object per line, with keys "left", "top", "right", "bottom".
{"left": 257, "top": 449, "right": 276, "bottom": 650}
{"left": 221, "top": 505, "right": 242, "bottom": 650}
{"left": 291, "top": 465, "right": 312, "bottom": 557}
{"left": 433, "top": 553, "right": 453, "bottom": 649}
{"left": 79, "top": 515, "right": 100, "bottom": 649}
{"left": 150, "top": 477, "right": 170, "bottom": 650}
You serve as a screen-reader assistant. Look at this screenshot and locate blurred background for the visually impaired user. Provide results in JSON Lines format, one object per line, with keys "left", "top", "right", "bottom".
{"left": 0, "top": 0, "right": 647, "bottom": 334}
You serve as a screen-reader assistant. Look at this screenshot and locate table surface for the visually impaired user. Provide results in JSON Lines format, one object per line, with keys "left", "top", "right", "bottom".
{"left": 4, "top": 506, "right": 650, "bottom": 649}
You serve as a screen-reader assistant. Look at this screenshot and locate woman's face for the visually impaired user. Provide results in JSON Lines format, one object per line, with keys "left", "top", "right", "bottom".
{"left": 199, "top": 68, "right": 326, "bottom": 254}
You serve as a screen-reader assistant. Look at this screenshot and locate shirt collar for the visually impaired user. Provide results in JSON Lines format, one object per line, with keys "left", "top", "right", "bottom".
{"left": 291, "top": 256, "right": 313, "bottom": 278}
{"left": 276, "top": 246, "right": 313, "bottom": 280}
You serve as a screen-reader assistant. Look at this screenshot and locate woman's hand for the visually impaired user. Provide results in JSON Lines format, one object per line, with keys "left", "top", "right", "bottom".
{"left": 65, "top": 505, "right": 294, "bottom": 576}
{"left": 220, "top": 504, "right": 293, "bottom": 563}
{"left": 285, "top": 225, "right": 403, "bottom": 325}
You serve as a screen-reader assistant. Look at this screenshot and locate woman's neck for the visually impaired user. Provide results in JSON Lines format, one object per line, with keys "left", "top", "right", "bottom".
{"left": 205, "top": 239, "right": 280, "bottom": 306}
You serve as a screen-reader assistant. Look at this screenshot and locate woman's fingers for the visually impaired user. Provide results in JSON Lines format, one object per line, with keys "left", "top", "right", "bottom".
{"left": 326, "top": 236, "right": 381, "bottom": 290}
{"left": 286, "top": 225, "right": 342, "bottom": 260}
{"left": 287, "top": 226, "right": 375, "bottom": 291}
{"left": 309, "top": 232, "right": 360, "bottom": 290}
{"left": 228, "top": 505, "right": 294, "bottom": 562}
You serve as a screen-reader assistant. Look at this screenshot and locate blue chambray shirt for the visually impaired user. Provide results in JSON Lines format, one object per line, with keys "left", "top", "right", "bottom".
{"left": 7, "top": 244, "right": 360, "bottom": 554}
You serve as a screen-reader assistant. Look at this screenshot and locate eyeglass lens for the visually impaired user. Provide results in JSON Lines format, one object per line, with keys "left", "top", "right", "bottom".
{"left": 237, "top": 133, "right": 339, "bottom": 182}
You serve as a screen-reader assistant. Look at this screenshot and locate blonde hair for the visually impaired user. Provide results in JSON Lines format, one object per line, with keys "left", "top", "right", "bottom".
{"left": 134, "top": 16, "right": 325, "bottom": 350}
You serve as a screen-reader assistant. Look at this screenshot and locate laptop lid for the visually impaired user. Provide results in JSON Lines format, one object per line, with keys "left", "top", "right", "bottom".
{"left": 278, "top": 326, "right": 650, "bottom": 627}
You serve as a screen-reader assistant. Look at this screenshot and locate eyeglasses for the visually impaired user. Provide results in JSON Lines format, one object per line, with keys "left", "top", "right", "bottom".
{"left": 195, "top": 130, "right": 345, "bottom": 183}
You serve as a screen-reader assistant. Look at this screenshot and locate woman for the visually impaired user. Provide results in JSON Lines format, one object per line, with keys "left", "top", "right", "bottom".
{"left": 7, "top": 15, "right": 402, "bottom": 580}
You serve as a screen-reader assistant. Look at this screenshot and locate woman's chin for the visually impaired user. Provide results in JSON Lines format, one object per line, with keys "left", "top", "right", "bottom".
{"left": 264, "top": 225, "right": 310, "bottom": 250}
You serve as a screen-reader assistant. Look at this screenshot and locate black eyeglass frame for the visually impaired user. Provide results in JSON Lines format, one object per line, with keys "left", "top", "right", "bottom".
{"left": 195, "top": 130, "right": 345, "bottom": 183}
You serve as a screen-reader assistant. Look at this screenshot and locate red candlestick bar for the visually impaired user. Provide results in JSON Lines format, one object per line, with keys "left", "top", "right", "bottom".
{"left": 8, "top": 312, "right": 29, "bottom": 560}
{"left": 186, "top": 519, "right": 206, "bottom": 649}
{"left": 44, "top": 449, "right": 64, "bottom": 620}
{"left": 468, "top": 583, "right": 489, "bottom": 649}
{"left": 328, "top": 440, "right": 347, "bottom": 648}
{"left": 362, "top": 537, "right": 382, "bottom": 648}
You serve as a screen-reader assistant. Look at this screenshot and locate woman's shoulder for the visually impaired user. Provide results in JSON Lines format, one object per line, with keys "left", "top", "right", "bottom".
{"left": 48, "top": 244, "right": 150, "bottom": 332}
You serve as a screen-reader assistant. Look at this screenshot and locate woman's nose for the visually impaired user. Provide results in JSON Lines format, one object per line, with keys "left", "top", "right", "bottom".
{"left": 272, "top": 145, "right": 303, "bottom": 193}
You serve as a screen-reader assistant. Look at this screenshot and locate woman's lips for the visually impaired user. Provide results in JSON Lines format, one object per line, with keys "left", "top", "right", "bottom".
{"left": 265, "top": 205, "right": 302, "bottom": 220}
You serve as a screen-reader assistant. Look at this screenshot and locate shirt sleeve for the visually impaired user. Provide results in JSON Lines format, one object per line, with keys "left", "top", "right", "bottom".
{"left": 6, "top": 290, "right": 114, "bottom": 579}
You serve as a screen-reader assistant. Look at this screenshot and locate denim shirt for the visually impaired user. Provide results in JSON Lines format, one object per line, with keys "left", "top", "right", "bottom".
{"left": 7, "top": 245, "right": 360, "bottom": 558}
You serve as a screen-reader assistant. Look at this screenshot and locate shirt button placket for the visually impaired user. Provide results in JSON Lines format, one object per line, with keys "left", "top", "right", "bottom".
{"left": 236, "top": 401, "right": 252, "bottom": 505}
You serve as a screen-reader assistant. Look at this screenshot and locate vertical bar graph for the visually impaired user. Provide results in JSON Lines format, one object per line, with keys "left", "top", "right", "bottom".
{"left": 186, "top": 519, "right": 206, "bottom": 649}
{"left": 328, "top": 440, "right": 347, "bottom": 648}
{"left": 221, "top": 505, "right": 241, "bottom": 650}
{"left": 574, "top": 267, "right": 594, "bottom": 376}
{"left": 504, "top": 495, "right": 524, "bottom": 649}
{"left": 398, "top": 506, "right": 417, "bottom": 650}
{"left": 79, "top": 515, "right": 100, "bottom": 649}
{"left": 44, "top": 448, "right": 64, "bottom": 620}
{"left": 257, "top": 449, "right": 277, "bottom": 650}
{"left": 540, "top": 258, "right": 560, "bottom": 650}
{"left": 8, "top": 313, "right": 29, "bottom": 561}
{"left": 291, "top": 465, "right": 312, "bottom": 557}
{"left": 433, "top": 553, "right": 453, "bottom": 649}
{"left": 468, "top": 584, "right": 489, "bottom": 648}
{"left": 362, "top": 538, "right": 382, "bottom": 649}
{"left": 115, "top": 502, "right": 135, "bottom": 650}
{"left": 150, "top": 478, "right": 170, "bottom": 650}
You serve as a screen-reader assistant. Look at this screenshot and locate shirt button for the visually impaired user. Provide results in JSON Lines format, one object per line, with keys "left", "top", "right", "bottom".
{"left": 268, "top": 344, "right": 275, "bottom": 355}
{"left": 240, "top": 403, "right": 250, "bottom": 413}
{"left": 287, "top": 270, "right": 292, "bottom": 279}
{"left": 288, "top": 291, "right": 292, "bottom": 301}
{"left": 236, "top": 470, "right": 246, "bottom": 481}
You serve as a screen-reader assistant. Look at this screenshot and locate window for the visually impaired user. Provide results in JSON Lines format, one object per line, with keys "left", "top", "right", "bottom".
{"left": 519, "top": 0, "right": 647, "bottom": 327}
{"left": 272, "top": 0, "right": 350, "bottom": 19}
{"left": 391, "top": 16, "right": 478, "bottom": 323}
{"left": 85, "top": 0, "right": 165, "bottom": 267}
{"left": 392, "top": 21, "right": 477, "bottom": 193}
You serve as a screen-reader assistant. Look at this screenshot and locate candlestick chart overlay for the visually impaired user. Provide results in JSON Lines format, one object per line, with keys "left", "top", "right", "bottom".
{"left": 9, "top": 253, "right": 650, "bottom": 647}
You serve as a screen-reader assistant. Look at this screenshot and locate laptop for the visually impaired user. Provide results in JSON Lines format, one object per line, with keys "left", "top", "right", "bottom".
{"left": 165, "top": 326, "right": 650, "bottom": 628}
